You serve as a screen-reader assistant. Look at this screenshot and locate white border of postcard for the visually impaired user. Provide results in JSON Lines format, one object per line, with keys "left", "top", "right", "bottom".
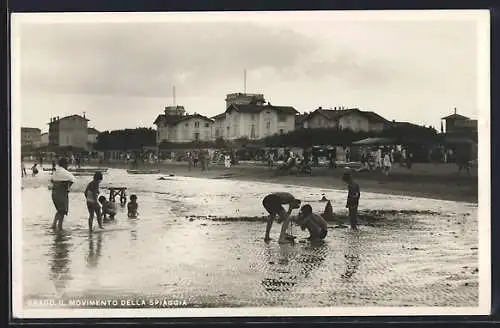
{"left": 11, "top": 10, "right": 491, "bottom": 318}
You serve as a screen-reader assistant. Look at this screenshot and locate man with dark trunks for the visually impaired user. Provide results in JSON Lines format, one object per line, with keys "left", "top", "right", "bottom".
{"left": 50, "top": 158, "right": 76, "bottom": 231}
{"left": 262, "top": 192, "right": 301, "bottom": 243}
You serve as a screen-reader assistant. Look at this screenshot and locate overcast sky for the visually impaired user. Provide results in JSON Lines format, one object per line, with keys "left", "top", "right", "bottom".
{"left": 13, "top": 11, "right": 486, "bottom": 132}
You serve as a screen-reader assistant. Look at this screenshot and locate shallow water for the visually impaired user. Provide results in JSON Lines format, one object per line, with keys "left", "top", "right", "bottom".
{"left": 20, "top": 168, "right": 478, "bottom": 307}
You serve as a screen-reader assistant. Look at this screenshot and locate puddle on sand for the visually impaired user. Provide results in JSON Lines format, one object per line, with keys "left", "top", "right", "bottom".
{"left": 19, "top": 168, "right": 478, "bottom": 307}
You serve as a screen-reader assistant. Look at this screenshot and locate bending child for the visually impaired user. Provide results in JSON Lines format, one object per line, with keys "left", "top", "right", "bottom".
{"left": 99, "top": 196, "right": 117, "bottom": 221}
{"left": 295, "top": 204, "right": 328, "bottom": 241}
{"left": 262, "top": 192, "right": 301, "bottom": 243}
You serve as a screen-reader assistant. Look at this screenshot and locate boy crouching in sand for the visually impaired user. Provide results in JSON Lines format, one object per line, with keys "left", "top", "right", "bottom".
{"left": 99, "top": 196, "right": 117, "bottom": 221}
{"left": 295, "top": 204, "right": 329, "bottom": 241}
{"left": 127, "top": 194, "right": 139, "bottom": 217}
{"left": 262, "top": 192, "right": 301, "bottom": 243}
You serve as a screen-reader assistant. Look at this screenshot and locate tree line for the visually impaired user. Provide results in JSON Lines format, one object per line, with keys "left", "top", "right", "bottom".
{"left": 93, "top": 125, "right": 439, "bottom": 151}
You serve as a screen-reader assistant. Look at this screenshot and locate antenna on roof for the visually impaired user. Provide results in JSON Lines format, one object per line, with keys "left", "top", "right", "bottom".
{"left": 454, "top": 107, "right": 457, "bottom": 114}
{"left": 83, "top": 111, "right": 86, "bottom": 118}
{"left": 244, "top": 69, "right": 247, "bottom": 94}
{"left": 173, "top": 86, "right": 176, "bottom": 106}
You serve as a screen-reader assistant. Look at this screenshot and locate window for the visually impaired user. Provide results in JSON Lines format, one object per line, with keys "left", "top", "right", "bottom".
{"left": 195, "top": 121, "right": 200, "bottom": 128}
{"left": 194, "top": 132, "right": 200, "bottom": 140}
{"left": 278, "top": 114, "right": 287, "bottom": 122}
{"left": 251, "top": 114, "right": 255, "bottom": 121}
{"left": 250, "top": 124, "right": 256, "bottom": 138}
{"left": 279, "top": 129, "right": 284, "bottom": 135}
{"left": 266, "top": 120, "right": 271, "bottom": 129}
{"left": 204, "top": 122, "right": 209, "bottom": 128}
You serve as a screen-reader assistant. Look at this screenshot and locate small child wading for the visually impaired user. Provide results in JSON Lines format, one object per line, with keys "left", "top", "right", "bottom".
{"left": 342, "top": 173, "right": 360, "bottom": 231}
{"left": 85, "top": 172, "right": 104, "bottom": 231}
{"left": 127, "top": 194, "right": 139, "bottom": 217}
{"left": 99, "top": 196, "right": 117, "bottom": 221}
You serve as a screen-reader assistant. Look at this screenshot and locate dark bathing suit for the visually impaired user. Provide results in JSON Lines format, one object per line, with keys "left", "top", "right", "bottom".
{"left": 52, "top": 181, "right": 69, "bottom": 215}
{"left": 263, "top": 194, "right": 285, "bottom": 215}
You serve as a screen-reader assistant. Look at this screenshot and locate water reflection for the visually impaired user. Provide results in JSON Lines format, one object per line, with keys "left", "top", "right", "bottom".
{"left": 261, "top": 242, "right": 327, "bottom": 292}
{"left": 341, "top": 232, "right": 361, "bottom": 279}
{"left": 49, "top": 231, "right": 72, "bottom": 293}
{"left": 86, "top": 232, "right": 103, "bottom": 269}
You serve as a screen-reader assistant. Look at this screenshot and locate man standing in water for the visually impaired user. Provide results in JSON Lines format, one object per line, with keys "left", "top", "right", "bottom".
{"left": 262, "top": 192, "right": 301, "bottom": 243}
{"left": 50, "top": 158, "right": 76, "bottom": 231}
{"left": 85, "top": 172, "right": 104, "bottom": 232}
{"left": 341, "top": 173, "right": 360, "bottom": 231}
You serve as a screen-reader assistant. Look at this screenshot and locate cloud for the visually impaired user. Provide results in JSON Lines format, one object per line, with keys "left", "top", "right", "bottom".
{"left": 20, "top": 22, "right": 320, "bottom": 97}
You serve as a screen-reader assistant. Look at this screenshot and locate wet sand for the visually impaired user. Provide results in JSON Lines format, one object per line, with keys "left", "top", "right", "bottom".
{"left": 20, "top": 168, "right": 478, "bottom": 308}
{"left": 94, "top": 161, "right": 478, "bottom": 203}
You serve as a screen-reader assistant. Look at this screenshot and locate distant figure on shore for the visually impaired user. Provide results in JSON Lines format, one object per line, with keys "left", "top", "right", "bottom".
{"left": 383, "top": 152, "right": 392, "bottom": 176}
{"left": 127, "top": 194, "right": 139, "bottom": 217}
{"left": 99, "top": 196, "right": 116, "bottom": 221}
{"left": 342, "top": 173, "right": 360, "bottom": 231}
{"left": 224, "top": 154, "right": 231, "bottom": 169}
{"left": 52, "top": 160, "right": 56, "bottom": 172}
{"left": 50, "top": 158, "right": 76, "bottom": 231}
{"left": 31, "top": 163, "right": 39, "bottom": 177}
{"left": 267, "top": 152, "right": 275, "bottom": 169}
{"left": 186, "top": 152, "right": 192, "bottom": 171}
{"left": 262, "top": 192, "right": 301, "bottom": 243}
{"left": 85, "top": 172, "right": 104, "bottom": 232}
{"left": 21, "top": 159, "right": 27, "bottom": 177}
{"left": 193, "top": 152, "right": 199, "bottom": 168}
{"left": 295, "top": 204, "right": 328, "bottom": 241}
{"left": 345, "top": 147, "right": 351, "bottom": 163}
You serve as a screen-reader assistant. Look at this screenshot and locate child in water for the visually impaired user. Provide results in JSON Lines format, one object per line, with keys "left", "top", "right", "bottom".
{"left": 99, "top": 196, "right": 117, "bottom": 221}
{"left": 127, "top": 194, "right": 139, "bottom": 217}
{"left": 31, "top": 163, "right": 39, "bottom": 176}
{"left": 295, "top": 204, "right": 328, "bottom": 241}
{"left": 85, "top": 172, "right": 104, "bottom": 231}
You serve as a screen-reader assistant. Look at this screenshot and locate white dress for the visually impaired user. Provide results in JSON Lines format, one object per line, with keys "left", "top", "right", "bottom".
{"left": 224, "top": 155, "right": 231, "bottom": 168}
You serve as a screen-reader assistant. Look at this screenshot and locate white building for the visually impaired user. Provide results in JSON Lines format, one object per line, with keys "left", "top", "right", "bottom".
{"left": 154, "top": 106, "right": 214, "bottom": 143}
{"left": 212, "top": 102, "right": 298, "bottom": 140}
{"left": 48, "top": 114, "right": 89, "bottom": 150}
{"left": 301, "top": 107, "right": 388, "bottom": 132}
{"left": 21, "top": 127, "right": 41, "bottom": 147}
{"left": 87, "top": 127, "right": 100, "bottom": 151}
{"left": 40, "top": 132, "right": 49, "bottom": 147}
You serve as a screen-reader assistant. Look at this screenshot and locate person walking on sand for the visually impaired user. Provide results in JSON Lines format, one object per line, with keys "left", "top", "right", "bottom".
{"left": 50, "top": 158, "right": 76, "bottom": 231}
{"left": 21, "top": 159, "right": 27, "bottom": 177}
{"left": 187, "top": 151, "right": 193, "bottom": 171}
{"left": 383, "top": 151, "right": 392, "bottom": 176}
{"left": 341, "top": 173, "right": 360, "bottom": 231}
{"left": 85, "top": 172, "right": 104, "bottom": 232}
{"left": 262, "top": 192, "right": 301, "bottom": 243}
